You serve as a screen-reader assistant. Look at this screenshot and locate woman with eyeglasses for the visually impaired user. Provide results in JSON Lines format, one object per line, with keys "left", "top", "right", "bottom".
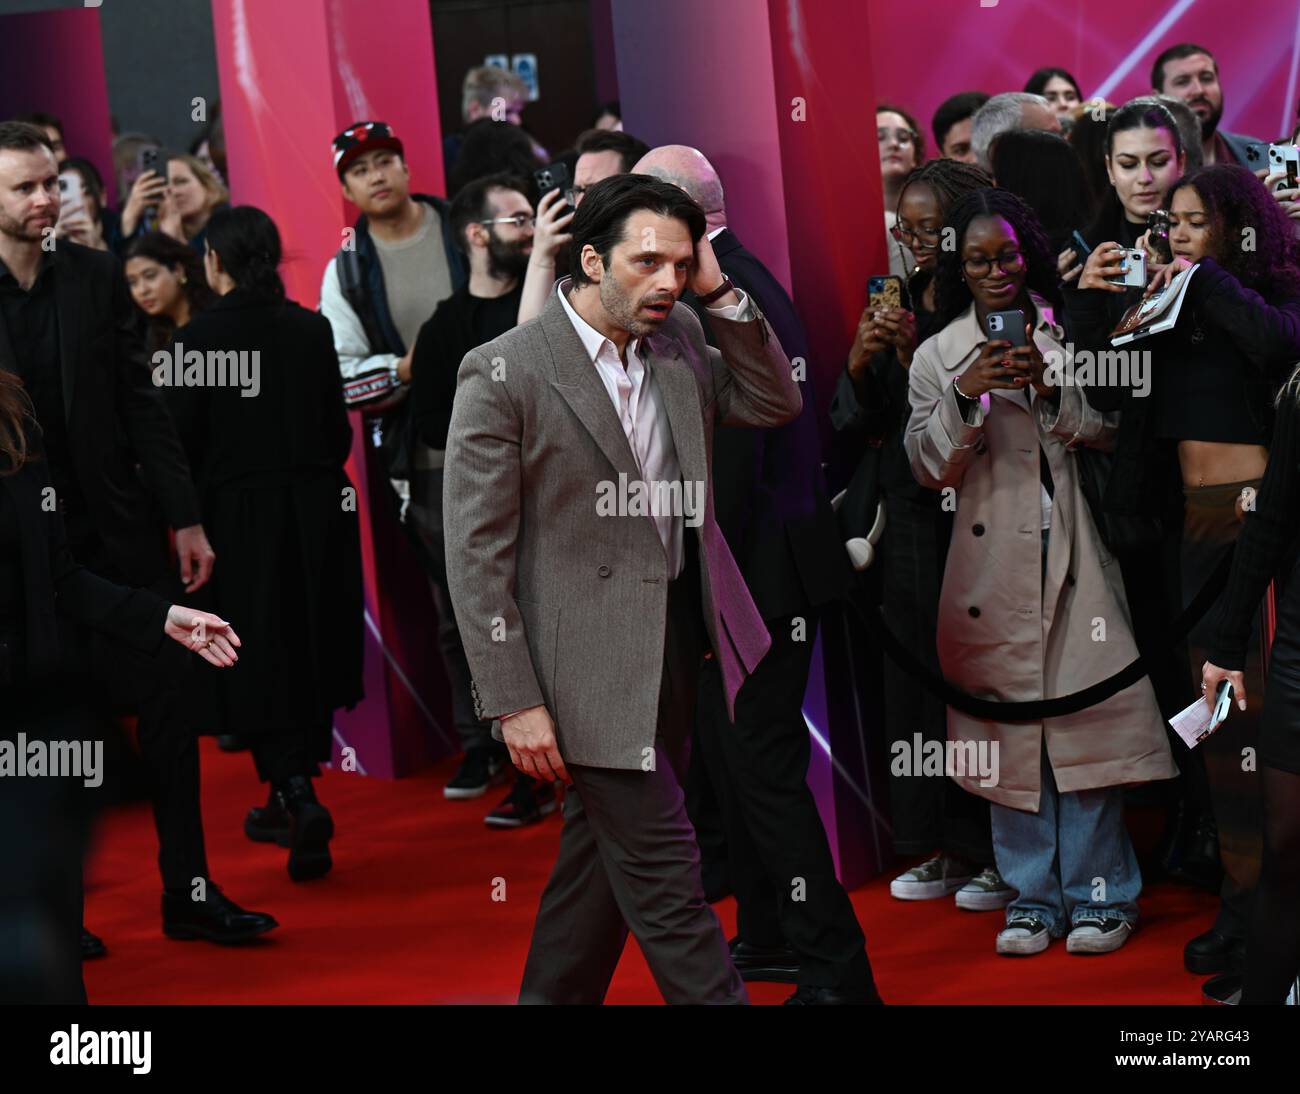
{"left": 832, "top": 160, "right": 1012, "bottom": 911}
{"left": 1071, "top": 163, "right": 1300, "bottom": 981}
{"left": 878, "top": 103, "right": 925, "bottom": 280}
{"left": 905, "top": 187, "right": 1176, "bottom": 957}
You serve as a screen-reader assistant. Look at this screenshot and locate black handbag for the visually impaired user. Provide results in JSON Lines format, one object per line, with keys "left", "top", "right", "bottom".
{"left": 1074, "top": 446, "right": 1163, "bottom": 553}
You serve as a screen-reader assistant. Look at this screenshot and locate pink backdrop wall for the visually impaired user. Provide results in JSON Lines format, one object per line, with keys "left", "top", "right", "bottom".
{"left": 0, "top": 9, "right": 116, "bottom": 205}
{"left": 869, "top": 0, "right": 1300, "bottom": 149}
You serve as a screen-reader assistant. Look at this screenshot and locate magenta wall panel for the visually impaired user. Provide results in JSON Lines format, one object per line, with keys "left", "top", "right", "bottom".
{"left": 212, "top": 0, "right": 457, "bottom": 779}
{"left": 0, "top": 8, "right": 116, "bottom": 205}
{"left": 869, "top": 0, "right": 1300, "bottom": 149}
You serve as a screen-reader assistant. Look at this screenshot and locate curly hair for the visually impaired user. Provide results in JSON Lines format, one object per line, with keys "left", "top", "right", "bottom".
{"left": 1170, "top": 163, "right": 1300, "bottom": 298}
{"left": 896, "top": 158, "right": 992, "bottom": 219}
{"left": 933, "top": 187, "right": 1062, "bottom": 330}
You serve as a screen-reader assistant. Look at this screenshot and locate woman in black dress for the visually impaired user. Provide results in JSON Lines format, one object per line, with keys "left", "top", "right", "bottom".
{"left": 0, "top": 372, "right": 240, "bottom": 1002}
{"left": 165, "top": 206, "right": 364, "bottom": 882}
{"left": 1203, "top": 373, "right": 1300, "bottom": 1003}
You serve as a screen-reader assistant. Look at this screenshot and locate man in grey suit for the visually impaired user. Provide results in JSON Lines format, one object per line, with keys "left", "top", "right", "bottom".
{"left": 443, "top": 174, "right": 802, "bottom": 1004}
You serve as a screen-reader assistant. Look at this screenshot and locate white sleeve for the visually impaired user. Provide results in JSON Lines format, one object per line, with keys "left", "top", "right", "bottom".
{"left": 319, "top": 257, "right": 405, "bottom": 411}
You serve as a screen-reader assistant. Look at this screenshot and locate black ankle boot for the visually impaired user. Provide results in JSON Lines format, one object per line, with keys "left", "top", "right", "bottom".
{"left": 245, "top": 786, "right": 293, "bottom": 846}
{"left": 279, "top": 776, "right": 333, "bottom": 882}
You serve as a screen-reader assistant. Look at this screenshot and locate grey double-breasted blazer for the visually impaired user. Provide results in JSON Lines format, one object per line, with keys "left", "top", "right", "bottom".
{"left": 443, "top": 282, "right": 801, "bottom": 769}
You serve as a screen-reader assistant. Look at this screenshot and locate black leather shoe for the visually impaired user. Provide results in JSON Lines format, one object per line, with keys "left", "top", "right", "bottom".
{"left": 162, "top": 883, "right": 278, "bottom": 944}
{"left": 784, "top": 984, "right": 883, "bottom": 1005}
{"left": 729, "top": 936, "right": 801, "bottom": 983}
{"left": 1202, "top": 972, "right": 1242, "bottom": 1005}
{"left": 280, "top": 776, "right": 334, "bottom": 882}
{"left": 1184, "top": 928, "right": 1245, "bottom": 975}
{"left": 81, "top": 927, "right": 106, "bottom": 960}
{"left": 245, "top": 788, "right": 293, "bottom": 846}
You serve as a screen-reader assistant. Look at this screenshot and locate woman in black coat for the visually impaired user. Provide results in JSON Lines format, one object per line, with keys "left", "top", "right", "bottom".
{"left": 1, "top": 374, "right": 239, "bottom": 1002}
{"left": 165, "top": 205, "right": 364, "bottom": 882}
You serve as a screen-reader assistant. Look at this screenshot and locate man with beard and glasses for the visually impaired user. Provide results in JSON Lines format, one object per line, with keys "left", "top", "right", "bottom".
{"left": 408, "top": 172, "right": 549, "bottom": 824}
{"left": 1151, "top": 43, "right": 1262, "bottom": 168}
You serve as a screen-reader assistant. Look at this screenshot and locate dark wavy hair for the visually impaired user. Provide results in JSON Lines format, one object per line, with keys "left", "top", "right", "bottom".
{"left": 125, "top": 230, "right": 216, "bottom": 351}
{"left": 1170, "top": 164, "right": 1300, "bottom": 298}
{"left": 0, "top": 371, "right": 33, "bottom": 475}
{"left": 934, "top": 187, "right": 1062, "bottom": 330}
{"left": 568, "top": 173, "right": 705, "bottom": 286}
{"left": 204, "top": 205, "right": 285, "bottom": 303}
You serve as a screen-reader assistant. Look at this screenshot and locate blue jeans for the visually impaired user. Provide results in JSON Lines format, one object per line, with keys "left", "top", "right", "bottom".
{"left": 990, "top": 741, "right": 1142, "bottom": 936}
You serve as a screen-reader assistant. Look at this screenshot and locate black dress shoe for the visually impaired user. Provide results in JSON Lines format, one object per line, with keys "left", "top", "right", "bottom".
{"left": 729, "top": 936, "right": 801, "bottom": 983}
{"left": 280, "top": 775, "right": 334, "bottom": 882}
{"left": 163, "top": 882, "right": 278, "bottom": 944}
{"left": 217, "top": 734, "right": 250, "bottom": 752}
{"left": 245, "top": 788, "right": 293, "bottom": 846}
{"left": 1184, "top": 928, "right": 1245, "bottom": 975}
{"left": 784, "top": 984, "right": 883, "bottom": 1005}
{"left": 1202, "top": 972, "right": 1242, "bottom": 1005}
{"left": 81, "top": 927, "right": 106, "bottom": 960}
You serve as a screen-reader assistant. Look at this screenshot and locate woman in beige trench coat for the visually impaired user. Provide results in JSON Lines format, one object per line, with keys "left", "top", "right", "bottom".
{"left": 904, "top": 188, "right": 1176, "bottom": 957}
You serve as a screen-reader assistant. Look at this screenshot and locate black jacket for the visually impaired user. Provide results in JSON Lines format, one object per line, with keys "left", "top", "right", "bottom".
{"left": 685, "top": 227, "right": 851, "bottom": 619}
{"left": 164, "top": 291, "right": 364, "bottom": 729}
{"left": 0, "top": 242, "right": 200, "bottom": 586}
{"left": 1, "top": 438, "right": 168, "bottom": 691}
{"left": 1069, "top": 256, "right": 1300, "bottom": 515}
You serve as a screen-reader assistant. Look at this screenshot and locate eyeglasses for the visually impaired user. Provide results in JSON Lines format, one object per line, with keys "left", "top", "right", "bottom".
{"left": 563, "top": 186, "right": 586, "bottom": 206}
{"left": 877, "top": 127, "right": 918, "bottom": 146}
{"left": 891, "top": 223, "right": 941, "bottom": 246}
{"left": 480, "top": 214, "right": 535, "bottom": 229}
{"left": 962, "top": 251, "right": 1026, "bottom": 278}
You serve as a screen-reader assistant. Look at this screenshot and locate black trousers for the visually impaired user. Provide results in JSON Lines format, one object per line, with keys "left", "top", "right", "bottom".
{"left": 695, "top": 609, "right": 877, "bottom": 990}
{"left": 73, "top": 569, "right": 209, "bottom": 892}
{"left": 1, "top": 688, "right": 101, "bottom": 1004}
{"left": 519, "top": 559, "right": 746, "bottom": 1005}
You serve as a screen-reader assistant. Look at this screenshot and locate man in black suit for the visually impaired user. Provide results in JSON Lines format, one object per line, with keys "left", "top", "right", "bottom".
{"left": 636, "top": 146, "right": 879, "bottom": 1004}
{"left": 0, "top": 121, "right": 273, "bottom": 952}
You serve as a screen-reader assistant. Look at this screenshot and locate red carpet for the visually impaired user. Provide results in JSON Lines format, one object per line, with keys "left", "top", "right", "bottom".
{"left": 83, "top": 738, "right": 1219, "bottom": 1004}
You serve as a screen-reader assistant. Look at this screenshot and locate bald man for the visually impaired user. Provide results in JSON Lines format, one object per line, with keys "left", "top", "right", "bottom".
{"left": 635, "top": 146, "right": 880, "bottom": 1004}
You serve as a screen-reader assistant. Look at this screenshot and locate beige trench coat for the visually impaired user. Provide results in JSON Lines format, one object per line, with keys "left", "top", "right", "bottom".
{"left": 904, "top": 298, "right": 1176, "bottom": 811}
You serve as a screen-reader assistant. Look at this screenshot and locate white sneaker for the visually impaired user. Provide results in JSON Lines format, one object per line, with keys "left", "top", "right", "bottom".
{"left": 955, "top": 867, "right": 1016, "bottom": 911}
{"left": 1066, "top": 917, "right": 1133, "bottom": 954}
{"left": 889, "top": 854, "right": 974, "bottom": 900}
{"left": 996, "top": 917, "right": 1052, "bottom": 956}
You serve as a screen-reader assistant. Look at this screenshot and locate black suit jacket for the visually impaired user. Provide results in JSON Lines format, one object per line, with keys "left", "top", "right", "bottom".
{"left": 0, "top": 243, "right": 200, "bottom": 586}
{"left": 686, "top": 228, "right": 850, "bottom": 620}
{"left": 1, "top": 439, "right": 169, "bottom": 691}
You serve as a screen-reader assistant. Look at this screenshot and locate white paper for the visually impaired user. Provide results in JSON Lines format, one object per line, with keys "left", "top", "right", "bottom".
{"left": 1169, "top": 694, "right": 1221, "bottom": 749}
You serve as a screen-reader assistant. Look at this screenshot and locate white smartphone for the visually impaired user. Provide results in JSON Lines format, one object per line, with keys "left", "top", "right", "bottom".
{"left": 1105, "top": 248, "right": 1147, "bottom": 288}
{"left": 58, "top": 171, "right": 85, "bottom": 220}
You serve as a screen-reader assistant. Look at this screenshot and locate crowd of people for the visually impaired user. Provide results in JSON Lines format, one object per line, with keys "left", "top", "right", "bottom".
{"left": 3, "top": 42, "right": 1300, "bottom": 1006}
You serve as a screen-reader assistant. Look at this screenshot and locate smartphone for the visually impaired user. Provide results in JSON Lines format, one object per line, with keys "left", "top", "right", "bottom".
{"left": 140, "top": 146, "right": 161, "bottom": 177}
{"left": 1209, "top": 680, "right": 1234, "bottom": 731}
{"left": 985, "top": 309, "right": 1026, "bottom": 347}
{"left": 1070, "top": 229, "right": 1091, "bottom": 258}
{"left": 867, "top": 274, "right": 903, "bottom": 311}
{"left": 1146, "top": 210, "right": 1173, "bottom": 264}
{"left": 1244, "top": 141, "right": 1270, "bottom": 169}
{"left": 533, "top": 161, "right": 573, "bottom": 215}
{"left": 57, "top": 171, "right": 85, "bottom": 219}
{"left": 1269, "top": 143, "right": 1300, "bottom": 191}
{"left": 1105, "top": 248, "right": 1147, "bottom": 288}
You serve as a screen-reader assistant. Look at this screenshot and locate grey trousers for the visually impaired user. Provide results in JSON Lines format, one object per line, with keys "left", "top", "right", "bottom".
{"left": 519, "top": 564, "right": 748, "bottom": 1005}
